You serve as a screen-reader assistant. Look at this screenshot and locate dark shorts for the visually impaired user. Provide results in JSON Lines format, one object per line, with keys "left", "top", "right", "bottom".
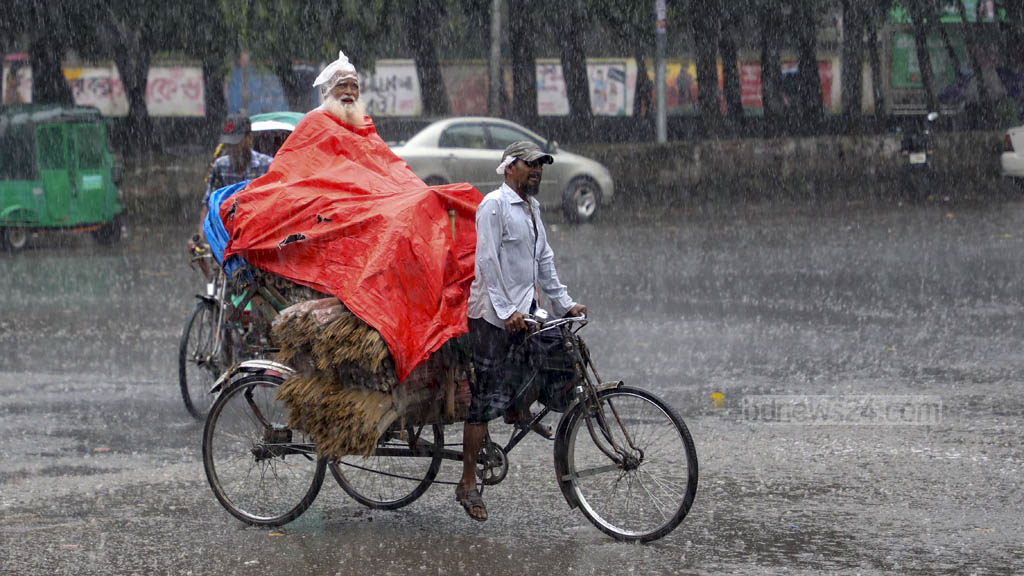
{"left": 466, "top": 317, "right": 528, "bottom": 424}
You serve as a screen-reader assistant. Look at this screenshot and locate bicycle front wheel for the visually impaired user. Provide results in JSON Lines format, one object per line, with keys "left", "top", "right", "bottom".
{"left": 329, "top": 423, "right": 444, "bottom": 510}
{"left": 202, "top": 374, "right": 325, "bottom": 526}
{"left": 560, "top": 386, "right": 698, "bottom": 542}
{"left": 178, "top": 300, "right": 230, "bottom": 419}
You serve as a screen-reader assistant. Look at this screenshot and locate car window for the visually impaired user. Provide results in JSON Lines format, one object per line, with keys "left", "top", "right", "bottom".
{"left": 487, "top": 125, "right": 542, "bottom": 150}
{"left": 439, "top": 124, "right": 488, "bottom": 149}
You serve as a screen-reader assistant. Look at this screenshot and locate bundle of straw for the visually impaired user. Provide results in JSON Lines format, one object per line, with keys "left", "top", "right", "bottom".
{"left": 271, "top": 298, "right": 471, "bottom": 458}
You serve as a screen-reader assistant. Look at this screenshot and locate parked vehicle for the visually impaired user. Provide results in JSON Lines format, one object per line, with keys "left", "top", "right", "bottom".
{"left": 0, "top": 105, "right": 123, "bottom": 252}
{"left": 899, "top": 111, "right": 938, "bottom": 200}
{"left": 391, "top": 117, "right": 614, "bottom": 222}
{"left": 1000, "top": 124, "right": 1024, "bottom": 192}
{"left": 182, "top": 111, "right": 303, "bottom": 419}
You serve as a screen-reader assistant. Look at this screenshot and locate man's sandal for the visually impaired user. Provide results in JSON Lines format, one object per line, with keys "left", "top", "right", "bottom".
{"left": 456, "top": 485, "right": 487, "bottom": 522}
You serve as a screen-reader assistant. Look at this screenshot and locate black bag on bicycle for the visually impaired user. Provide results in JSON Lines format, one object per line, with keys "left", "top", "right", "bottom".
{"left": 528, "top": 328, "right": 579, "bottom": 412}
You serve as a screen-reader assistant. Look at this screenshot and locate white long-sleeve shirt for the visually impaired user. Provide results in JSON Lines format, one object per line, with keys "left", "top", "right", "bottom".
{"left": 468, "top": 183, "right": 575, "bottom": 328}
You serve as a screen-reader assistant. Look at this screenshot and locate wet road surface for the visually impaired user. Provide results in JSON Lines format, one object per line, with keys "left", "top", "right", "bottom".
{"left": 2, "top": 198, "right": 1023, "bottom": 575}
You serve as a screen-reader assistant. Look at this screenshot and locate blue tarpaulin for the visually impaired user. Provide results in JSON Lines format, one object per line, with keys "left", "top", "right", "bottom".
{"left": 203, "top": 180, "right": 250, "bottom": 277}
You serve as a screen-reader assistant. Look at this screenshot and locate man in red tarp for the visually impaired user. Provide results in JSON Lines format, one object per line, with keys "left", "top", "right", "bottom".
{"left": 220, "top": 50, "right": 481, "bottom": 381}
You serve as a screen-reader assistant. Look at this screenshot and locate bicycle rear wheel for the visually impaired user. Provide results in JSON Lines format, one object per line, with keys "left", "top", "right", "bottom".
{"left": 559, "top": 386, "right": 698, "bottom": 542}
{"left": 328, "top": 423, "right": 443, "bottom": 510}
{"left": 178, "top": 300, "right": 231, "bottom": 419}
{"left": 203, "top": 374, "right": 325, "bottom": 526}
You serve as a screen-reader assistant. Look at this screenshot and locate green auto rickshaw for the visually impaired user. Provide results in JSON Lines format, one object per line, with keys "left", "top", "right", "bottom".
{"left": 0, "top": 104, "right": 123, "bottom": 252}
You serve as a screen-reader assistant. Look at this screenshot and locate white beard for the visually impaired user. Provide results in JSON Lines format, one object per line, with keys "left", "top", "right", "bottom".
{"left": 323, "top": 95, "right": 366, "bottom": 129}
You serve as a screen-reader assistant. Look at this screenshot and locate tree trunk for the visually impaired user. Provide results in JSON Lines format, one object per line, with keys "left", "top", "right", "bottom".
{"left": 554, "top": 0, "right": 593, "bottom": 139}
{"left": 633, "top": 49, "right": 653, "bottom": 120}
{"left": 203, "top": 58, "right": 228, "bottom": 139}
{"left": 760, "top": 3, "right": 785, "bottom": 133}
{"left": 866, "top": 3, "right": 886, "bottom": 118}
{"left": 509, "top": 0, "right": 538, "bottom": 127}
{"left": 907, "top": 0, "right": 939, "bottom": 112}
{"left": 111, "top": 32, "right": 153, "bottom": 155}
{"left": 1007, "top": 0, "right": 1024, "bottom": 65}
{"left": 841, "top": 0, "right": 865, "bottom": 125}
{"left": 273, "top": 59, "right": 313, "bottom": 112}
{"left": 408, "top": 0, "right": 450, "bottom": 117}
{"left": 29, "top": 35, "right": 73, "bottom": 105}
{"left": 793, "top": 0, "right": 823, "bottom": 133}
{"left": 957, "top": 0, "right": 989, "bottom": 113}
{"left": 719, "top": 9, "right": 744, "bottom": 127}
{"left": 692, "top": 0, "right": 721, "bottom": 136}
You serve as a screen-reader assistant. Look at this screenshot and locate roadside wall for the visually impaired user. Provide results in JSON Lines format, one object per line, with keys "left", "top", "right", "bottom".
{"left": 123, "top": 131, "right": 1008, "bottom": 224}
{"left": 572, "top": 130, "right": 1008, "bottom": 207}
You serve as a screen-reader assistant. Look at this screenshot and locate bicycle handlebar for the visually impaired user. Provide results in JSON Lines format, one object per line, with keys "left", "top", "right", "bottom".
{"left": 524, "top": 313, "right": 587, "bottom": 333}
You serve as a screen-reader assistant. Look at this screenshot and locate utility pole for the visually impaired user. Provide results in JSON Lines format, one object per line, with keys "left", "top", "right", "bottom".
{"left": 655, "top": 0, "right": 667, "bottom": 143}
{"left": 489, "top": 0, "right": 502, "bottom": 116}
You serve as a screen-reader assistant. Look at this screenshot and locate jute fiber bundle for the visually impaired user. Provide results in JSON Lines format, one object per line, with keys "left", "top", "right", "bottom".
{"left": 271, "top": 297, "right": 471, "bottom": 458}
{"left": 273, "top": 297, "right": 397, "bottom": 392}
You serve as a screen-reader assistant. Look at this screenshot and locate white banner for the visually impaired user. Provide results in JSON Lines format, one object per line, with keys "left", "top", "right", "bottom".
{"left": 62, "top": 64, "right": 205, "bottom": 117}
{"left": 359, "top": 60, "right": 422, "bottom": 117}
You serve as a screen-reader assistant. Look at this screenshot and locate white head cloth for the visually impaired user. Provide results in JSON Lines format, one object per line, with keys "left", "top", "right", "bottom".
{"left": 313, "top": 50, "right": 359, "bottom": 89}
{"left": 495, "top": 155, "right": 516, "bottom": 174}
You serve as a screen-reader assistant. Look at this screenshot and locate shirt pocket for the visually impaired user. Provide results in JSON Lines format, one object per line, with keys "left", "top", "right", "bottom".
{"left": 502, "top": 209, "right": 530, "bottom": 244}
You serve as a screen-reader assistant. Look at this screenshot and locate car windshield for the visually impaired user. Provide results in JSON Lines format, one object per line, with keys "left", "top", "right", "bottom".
{"left": 439, "top": 124, "right": 488, "bottom": 149}
{"left": 487, "top": 124, "right": 543, "bottom": 150}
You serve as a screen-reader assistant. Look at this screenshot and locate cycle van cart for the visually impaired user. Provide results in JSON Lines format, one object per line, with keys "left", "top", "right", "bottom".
{"left": 179, "top": 112, "right": 307, "bottom": 419}
{"left": 201, "top": 308, "right": 699, "bottom": 543}
{"left": 0, "top": 105, "right": 124, "bottom": 252}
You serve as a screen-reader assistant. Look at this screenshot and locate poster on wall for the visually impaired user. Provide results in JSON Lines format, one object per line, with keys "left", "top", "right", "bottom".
{"left": 535, "top": 59, "right": 637, "bottom": 117}
{"left": 64, "top": 65, "right": 127, "bottom": 116}
{"left": 146, "top": 67, "right": 205, "bottom": 116}
{"left": 62, "top": 64, "right": 205, "bottom": 117}
{"left": 652, "top": 59, "right": 837, "bottom": 115}
{"left": 359, "top": 60, "right": 422, "bottom": 117}
{"left": 2, "top": 55, "right": 32, "bottom": 105}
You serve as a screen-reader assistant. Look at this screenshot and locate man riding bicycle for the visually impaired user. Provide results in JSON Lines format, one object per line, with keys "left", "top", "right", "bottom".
{"left": 458, "top": 141, "right": 587, "bottom": 522}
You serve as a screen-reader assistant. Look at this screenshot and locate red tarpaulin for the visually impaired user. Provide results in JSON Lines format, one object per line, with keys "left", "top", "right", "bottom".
{"left": 221, "top": 110, "right": 481, "bottom": 380}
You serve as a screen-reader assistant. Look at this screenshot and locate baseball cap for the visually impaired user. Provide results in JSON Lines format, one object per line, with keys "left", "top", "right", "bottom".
{"left": 219, "top": 114, "right": 251, "bottom": 145}
{"left": 503, "top": 141, "right": 554, "bottom": 165}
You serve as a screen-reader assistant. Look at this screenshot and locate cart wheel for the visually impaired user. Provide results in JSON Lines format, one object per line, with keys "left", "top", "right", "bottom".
{"left": 178, "top": 300, "right": 231, "bottom": 419}
{"left": 329, "top": 423, "right": 444, "bottom": 510}
{"left": 1, "top": 228, "right": 29, "bottom": 252}
{"left": 203, "top": 374, "right": 325, "bottom": 526}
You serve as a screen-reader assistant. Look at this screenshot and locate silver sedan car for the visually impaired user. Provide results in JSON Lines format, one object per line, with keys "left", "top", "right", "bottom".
{"left": 391, "top": 117, "right": 614, "bottom": 222}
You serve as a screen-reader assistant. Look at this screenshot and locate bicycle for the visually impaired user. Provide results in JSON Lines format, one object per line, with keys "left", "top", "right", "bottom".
{"left": 201, "top": 312, "right": 698, "bottom": 542}
{"left": 178, "top": 240, "right": 286, "bottom": 419}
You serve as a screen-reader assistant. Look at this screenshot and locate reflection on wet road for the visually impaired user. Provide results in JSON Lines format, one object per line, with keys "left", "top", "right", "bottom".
{"left": 2, "top": 200, "right": 1023, "bottom": 574}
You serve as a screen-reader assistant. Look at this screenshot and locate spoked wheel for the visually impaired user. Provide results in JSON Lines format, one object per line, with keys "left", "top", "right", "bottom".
{"left": 329, "top": 423, "right": 443, "bottom": 510}
{"left": 178, "top": 300, "right": 231, "bottom": 419}
{"left": 203, "top": 374, "right": 325, "bottom": 526}
{"left": 560, "top": 386, "right": 698, "bottom": 542}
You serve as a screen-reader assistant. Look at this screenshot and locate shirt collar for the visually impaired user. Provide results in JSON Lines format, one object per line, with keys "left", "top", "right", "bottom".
{"left": 500, "top": 182, "right": 534, "bottom": 206}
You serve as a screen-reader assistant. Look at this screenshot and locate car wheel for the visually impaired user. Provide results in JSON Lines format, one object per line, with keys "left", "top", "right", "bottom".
{"left": 92, "top": 215, "right": 123, "bottom": 245}
{"left": 562, "top": 177, "right": 601, "bottom": 223}
{"left": 1, "top": 228, "right": 29, "bottom": 252}
{"left": 424, "top": 177, "right": 448, "bottom": 187}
